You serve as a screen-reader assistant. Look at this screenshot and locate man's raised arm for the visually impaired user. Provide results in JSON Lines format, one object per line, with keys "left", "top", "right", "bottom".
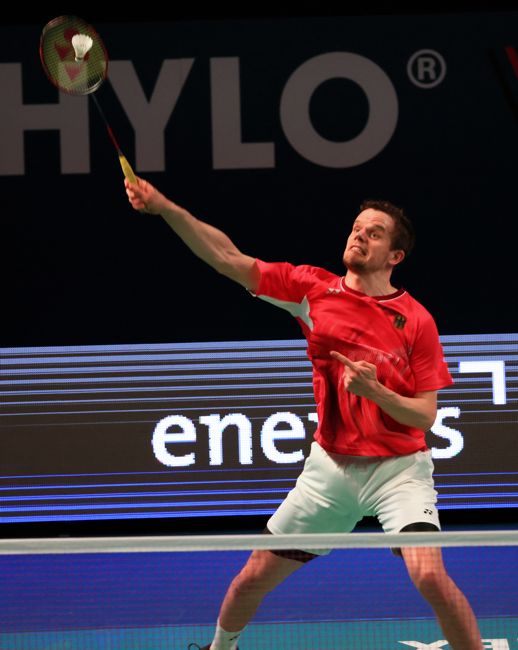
{"left": 125, "top": 177, "right": 260, "bottom": 292}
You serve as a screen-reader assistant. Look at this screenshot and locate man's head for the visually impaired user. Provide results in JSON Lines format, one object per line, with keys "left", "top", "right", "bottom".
{"left": 361, "top": 199, "right": 415, "bottom": 256}
{"left": 343, "top": 200, "right": 415, "bottom": 275}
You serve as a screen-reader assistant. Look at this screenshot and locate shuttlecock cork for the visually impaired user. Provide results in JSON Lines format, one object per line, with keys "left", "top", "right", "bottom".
{"left": 71, "top": 33, "right": 93, "bottom": 62}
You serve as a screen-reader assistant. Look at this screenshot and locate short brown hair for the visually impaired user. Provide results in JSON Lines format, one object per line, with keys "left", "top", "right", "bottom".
{"left": 360, "top": 199, "right": 415, "bottom": 257}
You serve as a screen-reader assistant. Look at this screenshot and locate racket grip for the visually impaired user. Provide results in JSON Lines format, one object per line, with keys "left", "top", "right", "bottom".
{"left": 118, "top": 154, "right": 137, "bottom": 184}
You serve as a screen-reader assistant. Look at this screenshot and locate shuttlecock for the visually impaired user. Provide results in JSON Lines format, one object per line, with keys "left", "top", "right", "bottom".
{"left": 71, "top": 33, "right": 93, "bottom": 62}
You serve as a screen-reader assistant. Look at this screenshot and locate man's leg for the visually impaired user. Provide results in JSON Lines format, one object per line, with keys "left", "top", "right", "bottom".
{"left": 402, "top": 546, "right": 483, "bottom": 650}
{"left": 218, "top": 548, "right": 306, "bottom": 632}
{"left": 190, "top": 549, "right": 309, "bottom": 649}
{"left": 198, "top": 441, "right": 350, "bottom": 649}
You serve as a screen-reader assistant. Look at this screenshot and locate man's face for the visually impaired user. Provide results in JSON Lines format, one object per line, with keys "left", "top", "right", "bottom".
{"left": 343, "top": 209, "right": 403, "bottom": 273}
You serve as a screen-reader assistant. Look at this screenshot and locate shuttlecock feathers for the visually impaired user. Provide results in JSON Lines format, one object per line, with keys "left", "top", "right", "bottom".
{"left": 71, "top": 34, "right": 93, "bottom": 61}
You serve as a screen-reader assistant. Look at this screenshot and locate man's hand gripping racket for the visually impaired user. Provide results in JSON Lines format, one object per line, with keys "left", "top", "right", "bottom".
{"left": 125, "top": 177, "right": 168, "bottom": 215}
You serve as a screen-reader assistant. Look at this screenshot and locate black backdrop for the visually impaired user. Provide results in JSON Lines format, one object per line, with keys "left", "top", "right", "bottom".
{"left": 1, "top": 9, "right": 518, "bottom": 346}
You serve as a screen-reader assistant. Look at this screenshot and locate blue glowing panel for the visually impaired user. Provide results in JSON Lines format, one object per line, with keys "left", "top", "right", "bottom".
{"left": 0, "top": 333, "right": 516, "bottom": 523}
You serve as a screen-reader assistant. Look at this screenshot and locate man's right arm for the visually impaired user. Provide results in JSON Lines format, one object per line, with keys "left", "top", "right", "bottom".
{"left": 125, "top": 177, "right": 260, "bottom": 292}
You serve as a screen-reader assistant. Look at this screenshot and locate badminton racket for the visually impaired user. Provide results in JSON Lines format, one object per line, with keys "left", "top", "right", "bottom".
{"left": 39, "top": 15, "right": 137, "bottom": 183}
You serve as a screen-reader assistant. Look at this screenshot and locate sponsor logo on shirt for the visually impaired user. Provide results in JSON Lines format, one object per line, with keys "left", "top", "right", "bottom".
{"left": 394, "top": 314, "right": 407, "bottom": 329}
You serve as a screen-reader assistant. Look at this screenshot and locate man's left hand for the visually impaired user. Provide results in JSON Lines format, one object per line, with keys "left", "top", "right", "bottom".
{"left": 330, "top": 350, "right": 380, "bottom": 399}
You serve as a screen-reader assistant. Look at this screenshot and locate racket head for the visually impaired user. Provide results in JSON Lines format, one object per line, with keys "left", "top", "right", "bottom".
{"left": 39, "top": 15, "right": 108, "bottom": 95}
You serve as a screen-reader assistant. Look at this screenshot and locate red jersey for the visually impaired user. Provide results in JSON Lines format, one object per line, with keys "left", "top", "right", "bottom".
{"left": 253, "top": 260, "right": 453, "bottom": 457}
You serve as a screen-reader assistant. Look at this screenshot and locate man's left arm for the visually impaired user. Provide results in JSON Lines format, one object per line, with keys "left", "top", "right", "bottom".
{"left": 330, "top": 351, "right": 437, "bottom": 430}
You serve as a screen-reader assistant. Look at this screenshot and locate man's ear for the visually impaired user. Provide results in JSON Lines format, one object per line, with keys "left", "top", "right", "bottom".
{"left": 390, "top": 249, "right": 405, "bottom": 266}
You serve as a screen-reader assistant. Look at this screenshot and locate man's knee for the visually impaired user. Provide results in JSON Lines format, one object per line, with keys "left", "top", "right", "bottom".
{"left": 410, "top": 567, "right": 454, "bottom": 605}
{"left": 228, "top": 552, "right": 272, "bottom": 597}
{"left": 397, "top": 527, "right": 451, "bottom": 601}
{"left": 230, "top": 547, "right": 304, "bottom": 597}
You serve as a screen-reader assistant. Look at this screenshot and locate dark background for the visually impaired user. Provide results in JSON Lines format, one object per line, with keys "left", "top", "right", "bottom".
{"left": 3, "top": 1, "right": 518, "bottom": 23}
{"left": 1, "top": 5, "right": 518, "bottom": 346}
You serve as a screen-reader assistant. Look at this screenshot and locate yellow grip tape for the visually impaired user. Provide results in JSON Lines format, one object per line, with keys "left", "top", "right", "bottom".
{"left": 118, "top": 154, "right": 137, "bottom": 184}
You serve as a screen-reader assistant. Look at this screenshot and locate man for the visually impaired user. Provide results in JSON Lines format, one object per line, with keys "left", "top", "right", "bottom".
{"left": 125, "top": 178, "right": 482, "bottom": 650}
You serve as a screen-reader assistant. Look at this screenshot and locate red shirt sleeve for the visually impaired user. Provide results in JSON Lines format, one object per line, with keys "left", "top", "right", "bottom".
{"left": 254, "top": 260, "right": 334, "bottom": 303}
{"left": 411, "top": 313, "right": 453, "bottom": 392}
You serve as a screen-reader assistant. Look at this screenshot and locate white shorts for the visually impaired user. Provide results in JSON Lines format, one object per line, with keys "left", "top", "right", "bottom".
{"left": 267, "top": 442, "right": 440, "bottom": 554}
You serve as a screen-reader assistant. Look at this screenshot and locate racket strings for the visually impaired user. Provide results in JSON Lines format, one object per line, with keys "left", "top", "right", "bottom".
{"left": 40, "top": 16, "right": 107, "bottom": 95}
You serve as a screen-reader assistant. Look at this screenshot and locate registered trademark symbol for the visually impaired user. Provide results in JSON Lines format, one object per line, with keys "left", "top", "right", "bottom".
{"left": 407, "top": 49, "right": 447, "bottom": 88}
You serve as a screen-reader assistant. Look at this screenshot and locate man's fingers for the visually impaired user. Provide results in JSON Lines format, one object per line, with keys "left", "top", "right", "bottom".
{"left": 330, "top": 350, "right": 356, "bottom": 368}
{"left": 125, "top": 188, "right": 146, "bottom": 210}
{"left": 126, "top": 186, "right": 145, "bottom": 202}
{"left": 124, "top": 175, "right": 142, "bottom": 186}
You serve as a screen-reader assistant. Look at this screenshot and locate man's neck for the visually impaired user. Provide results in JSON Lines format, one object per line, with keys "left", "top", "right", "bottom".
{"left": 343, "top": 271, "right": 396, "bottom": 297}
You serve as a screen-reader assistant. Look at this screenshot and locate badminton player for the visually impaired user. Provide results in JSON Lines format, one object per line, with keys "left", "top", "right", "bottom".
{"left": 125, "top": 177, "right": 483, "bottom": 650}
